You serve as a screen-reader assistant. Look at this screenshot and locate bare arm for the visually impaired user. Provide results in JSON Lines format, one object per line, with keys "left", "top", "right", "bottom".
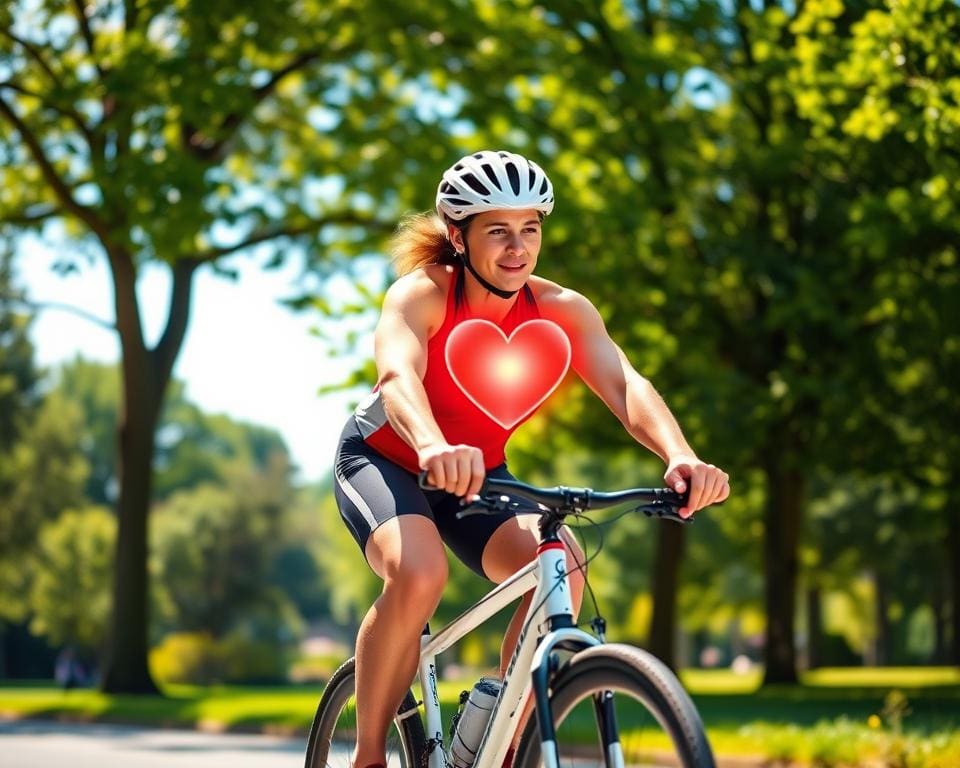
{"left": 542, "top": 287, "right": 729, "bottom": 515}
{"left": 374, "top": 272, "right": 485, "bottom": 497}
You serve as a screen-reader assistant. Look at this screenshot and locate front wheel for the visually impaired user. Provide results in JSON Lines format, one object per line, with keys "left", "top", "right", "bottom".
{"left": 515, "top": 644, "right": 715, "bottom": 768}
{"left": 305, "top": 656, "right": 427, "bottom": 768}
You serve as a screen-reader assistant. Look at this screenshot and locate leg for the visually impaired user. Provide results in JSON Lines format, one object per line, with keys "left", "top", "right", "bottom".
{"left": 353, "top": 515, "right": 449, "bottom": 768}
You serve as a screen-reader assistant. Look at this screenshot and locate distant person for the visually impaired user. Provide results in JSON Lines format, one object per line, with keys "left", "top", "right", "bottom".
{"left": 332, "top": 150, "right": 730, "bottom": 768}
{"left": 54, "top": 646, "right": 85, "bottom": 690}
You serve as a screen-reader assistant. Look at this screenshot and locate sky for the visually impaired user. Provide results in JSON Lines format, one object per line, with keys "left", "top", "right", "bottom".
{"left": 14, "top": 235, "right": 376, "bottom": 486}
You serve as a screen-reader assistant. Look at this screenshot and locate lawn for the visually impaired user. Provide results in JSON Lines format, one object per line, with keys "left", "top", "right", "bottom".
{"left": 1, "top": 667, "right": 958, "bottom": 766}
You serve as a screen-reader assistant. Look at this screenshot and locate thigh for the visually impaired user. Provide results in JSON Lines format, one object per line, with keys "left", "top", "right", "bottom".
{"left": 433, "top": 464, "right": 531, "bottom": 581}
{"left": 333, "top": 419, "right": 436, "bottom": 568}
{"left": 365, "top": 514, "right": 448, "bottom": 586}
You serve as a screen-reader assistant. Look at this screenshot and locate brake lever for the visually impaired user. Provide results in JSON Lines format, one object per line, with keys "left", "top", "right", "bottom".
{"left": 455, "top": 493, "right": 516, "bottom": 519}
{"left": 637, "top": 502, "right": 691, "bottom": 525}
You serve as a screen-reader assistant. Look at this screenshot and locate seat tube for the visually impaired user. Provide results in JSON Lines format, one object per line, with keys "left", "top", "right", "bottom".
{"left": 537, "top": 540, "right": 574, "bottom": 628}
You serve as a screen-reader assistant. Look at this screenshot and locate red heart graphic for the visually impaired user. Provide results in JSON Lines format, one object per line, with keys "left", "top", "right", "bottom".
{"left": 445, "top": 319, "right": 571, "bottom": 429}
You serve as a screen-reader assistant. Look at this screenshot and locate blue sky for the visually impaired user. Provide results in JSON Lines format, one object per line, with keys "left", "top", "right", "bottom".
{"left": 15, "top": 236, "right": 374, "bottom": 485}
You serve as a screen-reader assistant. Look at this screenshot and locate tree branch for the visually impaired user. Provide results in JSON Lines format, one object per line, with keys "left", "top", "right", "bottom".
{"left": 185, "top": 48, "right": 329, "bottom": 163}
{"left": 152, "top": 258, "right": 197, "bottom": 386}
{"left": 71, "top": 0, "right": 106, "bottom": 79}
{"left": 0, "top": 80, "right": 40, "bottom": 98}
{"left": 0, "top": 79, "right": 99, "bottom": 151}
{"left": 191, "top": 212, "right": 394, "bottom": 263}
{"left": 0, "top": 94, "right": 109, "bottom": 243}
{"left": 0, "top": 29, "right": 62, "bottom": 88}
{"left": 0, "top": 293, "right": 116, "bottom": 331}
{"left": 124, "top": 0, "right": 139, "bottom": 31}
{"left": 0, "top": 203, "right": 61, "bottom": 225}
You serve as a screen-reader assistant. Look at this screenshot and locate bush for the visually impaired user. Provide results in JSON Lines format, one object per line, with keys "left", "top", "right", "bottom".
{"left": 150, "top": 632, "right": 225, "bottom": 685}
{"left": 150, "top": 628, "right": 298, "bottom": 686}
{"left": 220, "top": 635, "right": 292, "bottom": 684}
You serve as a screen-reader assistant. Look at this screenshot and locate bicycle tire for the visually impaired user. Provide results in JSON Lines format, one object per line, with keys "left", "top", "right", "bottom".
{"left": 514, "top": 644, "right": 715, "bottom": 768}
{"left": 305, "top": 656, "right": 427, "bottom": 768}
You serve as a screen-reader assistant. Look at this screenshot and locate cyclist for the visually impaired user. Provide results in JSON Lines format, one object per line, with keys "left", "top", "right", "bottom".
{"left": 333, "top": 150, "right": 730, "bottom": 768}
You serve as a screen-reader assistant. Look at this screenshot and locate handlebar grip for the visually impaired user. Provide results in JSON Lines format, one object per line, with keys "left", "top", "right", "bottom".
{"left": 417, "top": 470, "right": 434, "bottom": 490}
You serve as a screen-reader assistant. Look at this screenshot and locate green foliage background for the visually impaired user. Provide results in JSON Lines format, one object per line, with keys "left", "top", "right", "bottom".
{"left": 0, "top": 0, "right": 957, "bottom": 693}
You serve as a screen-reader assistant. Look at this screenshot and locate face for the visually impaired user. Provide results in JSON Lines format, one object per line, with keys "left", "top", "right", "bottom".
{"left": 450, "top": 209, "right": 542, "bottom": 293}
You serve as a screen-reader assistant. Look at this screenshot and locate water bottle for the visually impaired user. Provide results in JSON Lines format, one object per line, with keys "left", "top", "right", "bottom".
{"left": 449, "top": 677, "right": 502, "bottom": 768}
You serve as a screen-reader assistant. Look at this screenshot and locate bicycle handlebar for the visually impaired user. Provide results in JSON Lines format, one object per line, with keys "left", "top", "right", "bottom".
{"left": 417, "top": 471, "right": 692, "bottom": 524}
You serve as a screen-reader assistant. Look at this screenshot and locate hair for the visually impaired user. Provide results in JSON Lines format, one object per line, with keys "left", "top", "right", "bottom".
{"left": 389, "top": 211, "right": 474, "bottom": 276}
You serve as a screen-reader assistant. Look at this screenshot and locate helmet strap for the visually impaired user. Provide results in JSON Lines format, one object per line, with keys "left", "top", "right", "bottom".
{"left": 458, "top": 250, "right": 518, "bottom": 300}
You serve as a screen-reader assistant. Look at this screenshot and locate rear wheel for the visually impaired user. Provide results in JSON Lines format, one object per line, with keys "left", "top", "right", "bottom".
{"left": 305, "top": 657, "right": 427, "bottom": 768}
{"left": 515, "top": 644, "right": 715, "bottom": 768}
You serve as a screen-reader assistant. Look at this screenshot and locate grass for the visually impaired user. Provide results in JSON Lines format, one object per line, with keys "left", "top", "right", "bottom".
{"left": 2, "top": 667, "right": 959, "bottom": 766}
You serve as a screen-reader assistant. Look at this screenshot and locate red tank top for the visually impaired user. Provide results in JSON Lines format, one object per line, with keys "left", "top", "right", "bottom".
{"left": 354, "top": 267, "right": 542, "bottom": 473}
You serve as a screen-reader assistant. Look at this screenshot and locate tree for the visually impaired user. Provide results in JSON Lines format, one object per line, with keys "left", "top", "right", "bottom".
{"left": 0, "top": 1, "right": 460, "bottom": 691}
{"left": 28, "top": 506, "right": 115, "bottom": 655}
{"left": 415, "top": 0, "right": 960, "bottom": 681}
{"left": 151, "top": 450, "right": 296, "bottom": 639}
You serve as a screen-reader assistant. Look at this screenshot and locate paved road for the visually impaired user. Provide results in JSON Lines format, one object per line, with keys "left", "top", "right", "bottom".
{"left": 0, "top": 718, "right": 321, "bottom": 768}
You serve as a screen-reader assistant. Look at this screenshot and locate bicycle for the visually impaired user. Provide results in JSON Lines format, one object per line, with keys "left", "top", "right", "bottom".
{"left": 305, "top": 473, "right": 716, "bottom": 768}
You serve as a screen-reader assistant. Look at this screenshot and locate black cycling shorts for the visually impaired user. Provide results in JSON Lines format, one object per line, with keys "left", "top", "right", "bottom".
{"left": 333, "top": 417, "right": 521, "bottom": 580}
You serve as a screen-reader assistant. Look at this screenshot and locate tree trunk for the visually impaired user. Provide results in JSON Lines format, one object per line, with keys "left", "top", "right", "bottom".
{"left": 100, "top": 388, "right": 160, "bottom": 693}
{"left": 873, "top": 571, "right": 890, "bottom": 667}
{"left": 648, "top": 522, "right": 685, "bottom": 671}
{"left": 99, "top": 255, "right": 196, "bottom": 693}
{"left": 762, "top": 463, "right": 804, "bottom": 685}
{"left": 805, "top": 585, "right": 822, "bottom": 670}
{"left": 949, "top": 502, "right": 960, "bottom": 666}
{"left": 932, "top": 580, "right": 946, "bottom": 665}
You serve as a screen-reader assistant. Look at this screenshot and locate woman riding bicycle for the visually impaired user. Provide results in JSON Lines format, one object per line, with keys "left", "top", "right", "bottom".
{"left": 333, "top": 150, "right": 730, "bottom": 768}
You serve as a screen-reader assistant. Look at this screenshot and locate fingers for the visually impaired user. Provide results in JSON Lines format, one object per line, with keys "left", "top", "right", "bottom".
{"left": 421, "top": 444, "right": 484, "bottom": 498}
{"left": 453, "top": 451, "right": 472, "bottom": 498}
{"left": 466, "top": 450, "right": 485, "bottom": 499}
{"left": 683, "top": 464, "right": 705, "bottom": 519}
{"left": 686, "top": 465, "right": 730, "bottom": 516}
{"left": 664, "top": 467, "right": 688, "bottom": 494}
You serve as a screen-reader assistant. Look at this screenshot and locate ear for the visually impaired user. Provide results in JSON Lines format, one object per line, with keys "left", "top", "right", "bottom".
{"left": 447, "top": 224, "right": 466, "bottom": 254}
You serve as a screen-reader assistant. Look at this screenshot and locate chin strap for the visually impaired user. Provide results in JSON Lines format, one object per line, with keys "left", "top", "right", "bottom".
{"left": 458, "top": 250, "right": 518, "bottom": 300}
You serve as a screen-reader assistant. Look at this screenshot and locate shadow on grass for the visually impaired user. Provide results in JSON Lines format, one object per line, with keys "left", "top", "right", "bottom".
{"left": 694, "top": 683, "right": 960, "bottom": 734}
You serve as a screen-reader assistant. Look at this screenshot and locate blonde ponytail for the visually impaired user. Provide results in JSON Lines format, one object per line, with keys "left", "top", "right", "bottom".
{"left": 389, "top": 212, "right": 460, "bottom": 276}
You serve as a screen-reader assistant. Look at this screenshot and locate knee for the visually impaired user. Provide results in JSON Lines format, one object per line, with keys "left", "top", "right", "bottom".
{"left": 383, "top": 552, "right": 448, "bottom": 608}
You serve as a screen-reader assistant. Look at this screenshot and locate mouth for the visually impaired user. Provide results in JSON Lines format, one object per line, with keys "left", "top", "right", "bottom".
{"left": 497, "top": 263, "right": 527, "bottom": 274}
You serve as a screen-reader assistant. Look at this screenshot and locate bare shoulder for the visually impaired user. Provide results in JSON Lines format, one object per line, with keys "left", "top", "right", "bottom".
{"left": 528, "top": 275, "right": 601, "bottom": 328}
{"left": 384, "top": 264, "right": 451, "bottom": 305}
{"left": 381, "top": 264, "right": 453, "bottom": 334}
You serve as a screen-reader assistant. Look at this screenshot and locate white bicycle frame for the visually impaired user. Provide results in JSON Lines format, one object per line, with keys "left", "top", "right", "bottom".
{"left": 413, "top": 540, "right": 600, "bottom": 768}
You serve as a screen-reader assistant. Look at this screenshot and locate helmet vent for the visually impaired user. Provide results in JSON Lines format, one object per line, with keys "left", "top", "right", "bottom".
{"left": 480, "top": 163, "right": 500, "bottom": 187}
{"left": 505, "top": 163, "right": 521, "bottom": 195}
{"left": 461, "top": 173, "right": 491, "bottom": 195}
{"left": 539, "top": 178, "right": 549, "bottom": 195}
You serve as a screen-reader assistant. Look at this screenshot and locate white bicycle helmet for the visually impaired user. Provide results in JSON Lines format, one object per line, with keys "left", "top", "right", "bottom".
{"left": 436, "top": 150, "right": 555, "bottom": 222}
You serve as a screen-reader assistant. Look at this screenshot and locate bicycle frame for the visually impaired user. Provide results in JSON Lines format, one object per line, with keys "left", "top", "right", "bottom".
{"left": 415, "top": 539, "right": 598, "bottom": 768}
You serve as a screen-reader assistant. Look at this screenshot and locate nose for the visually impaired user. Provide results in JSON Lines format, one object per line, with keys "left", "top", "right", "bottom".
{"left": 506, "top": 233, "right": 524, "bottom": 254}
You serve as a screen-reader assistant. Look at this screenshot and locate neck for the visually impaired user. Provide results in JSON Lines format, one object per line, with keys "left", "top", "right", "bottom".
{"left": 461, "top": 269, "right": 519, "bottom": 322}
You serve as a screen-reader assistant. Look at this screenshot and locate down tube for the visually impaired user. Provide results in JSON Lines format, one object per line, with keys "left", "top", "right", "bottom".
{"left": 418, "top": 631, "right": 445, "bottom": 768}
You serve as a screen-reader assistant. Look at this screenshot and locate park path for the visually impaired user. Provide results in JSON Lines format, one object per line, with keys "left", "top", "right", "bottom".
{"left": 0, "top": 718, "right": 314, "bottom": 768}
